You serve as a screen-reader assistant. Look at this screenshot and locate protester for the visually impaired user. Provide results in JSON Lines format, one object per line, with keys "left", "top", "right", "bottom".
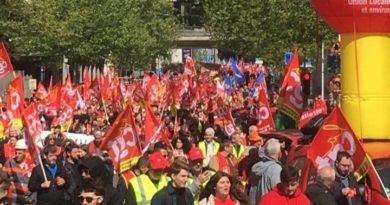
{"left": 258, "top": 165, "right": 310, "bottom": 205}
{"left": 63, "top": 142, "right": 82, "bottom": 205}
{"left": 171, "top": 135, "right": 192, "bottom": 159}
{"left": 88, "top": 130, "right": 103, "bottom": 156}
{"left": 208, "top": 140, "right": 237, "bottom": 176}
{"left": 126, "top": 152, "right": 170, "bottom": 205}
{"left": 332, "top": 151, "right": 363, "bottom": 205}
{"left": 306, "top": 165, "right": 337, "bottom": 205}
{"left": 151, "top": 160, "right": 194, "bottom": 205}
{"left": 79, "top": 180, "right": 105, "bottom": 205}
{"left": 2, "top": 139, "right": 35, "bottom": 204}
{"left": 249, "top": 138, "right": 282, "bottom": 205}
{"left": 198, "top": 128, "right": 220, "bottom": 167}
{"left": 199, "top": 171, "right": 249, "bottom": 205}
{"left": 28, "top": 145, "right": 69, "bottom": 205}
{"left": 79, "top": 156, "right": 125, "bottom": 205}
{"left": 187, "top": 147, "right": 212, "bottom": 203}
{"left": 231, "top": 132, "right": 245, "bottom": 160}
{"left": 132, "top": 156, "right": 149, "bottom": 176}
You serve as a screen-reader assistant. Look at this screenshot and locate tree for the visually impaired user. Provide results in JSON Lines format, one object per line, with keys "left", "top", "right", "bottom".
{"left": 0, "top": 0, "right": 178, "bottom": 71}
{"left": 200, "top": 0, "right": 336, "bottom": 68}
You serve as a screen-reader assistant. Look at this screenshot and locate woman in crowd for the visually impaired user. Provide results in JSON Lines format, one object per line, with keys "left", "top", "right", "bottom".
{"left": 199, "top": 171, "right": 249, "bottom": 205}
{"left": 171, "top": 134, "right": 192, "bottom": 159}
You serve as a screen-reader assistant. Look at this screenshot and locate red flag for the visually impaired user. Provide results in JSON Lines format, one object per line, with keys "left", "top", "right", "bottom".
{"left": 257, "top": 81, "right": 275, "bottom": 132}
{"left": 307, "top": 106, "right": 371, "bottom": 181}
{"left": 297, "top": 98, "right": 328, "bottom": 129}
{"left": 146, "top": 74, "right": 160, "bottom": 103}
{"left": 0, "top": 42, "right": 14, "bottom": 79}
{"left": 6, "top": 75, "right": 24, "bottom": 118}
{"left": 22, "top": 103, "right": 42, "bottom": 155}
{"left": 83, "top": 66, "right": 92, "bottom": 100}
{"left": 35, "top": 82, "right": 48, "bottom": 100}
{"left": 132, "top": 82, "right": 146, "bottom": 103}
{"left": 47, "top": 82, "right": 62, "bottom": 115}
{"left": 144, "top": 103, "right": 160, "bottom": 144}
{"left": 277, "top": 49, "right": 303, "bottom": 122}
{"left": 214, "top": 103, "right": 235, "bottom": 136}
{"left": 99, "top": 73, "right": 110, "bottom": 103}
{"left": 100, "top": 106, "right": 142, "bottom": 172}
{"left": 184, "top": 56, "right": 196, "bottom": 76}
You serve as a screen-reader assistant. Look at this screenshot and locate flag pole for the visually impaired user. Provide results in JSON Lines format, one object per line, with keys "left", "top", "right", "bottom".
{"left": 102, "top": 99, "right": 111, "bottom": 126}
{"left": 366, "top": 154, "right": 389, "bottom": 200}
{"left": 37, "top": 132, "right": 48, "bottom": 182}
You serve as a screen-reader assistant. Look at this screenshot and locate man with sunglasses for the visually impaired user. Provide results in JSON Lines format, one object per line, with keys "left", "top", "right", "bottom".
{"left": 79, "top": 181, "right": 104, "bottom": 205}
{"left": 332, "top": 151, "right": 363, "bottom": 205}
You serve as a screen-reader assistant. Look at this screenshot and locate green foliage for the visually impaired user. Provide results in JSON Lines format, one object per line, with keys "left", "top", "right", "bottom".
{"left": 0, "top": 0, "right": 178, "bottom": 70}
{"left": 200, "top": 0, "right": 336, "bottom": 68}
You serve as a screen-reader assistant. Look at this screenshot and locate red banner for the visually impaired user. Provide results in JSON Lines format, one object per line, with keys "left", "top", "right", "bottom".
{"left": 184, "top": 56, "right": 196, "bottom": 76}
{"left": 297, "top": 98, "right": 328, "bottom": 129}
{"left": 0, "top": 42, "right": 14, "bottom": 79}
{"left": 100, "top": 106, "right": 142, "bottom": 172}
{"left": 277, "top": 49, "right": 303, "bottom": 122}
{"left": 307, "top": 106, "right": 371, "bottom": 181}
{"left": 7, "top": 75, "right": 24, "bottom": 118}
{"left": 214, "top": 104, "right": 235, "bottom": 136}
{"left": 22, "top": 103, "right": 42, "bottom": 155}
{"left": 257, "top": 82, "right": 275, "bottom": 132}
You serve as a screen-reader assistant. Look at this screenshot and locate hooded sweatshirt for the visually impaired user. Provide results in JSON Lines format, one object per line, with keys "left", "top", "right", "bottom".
{"left": 258, "top": 183, "right": 310, "bottom": 205}
{"left": 249, "top": 155, "right": 282, "bottom": 205}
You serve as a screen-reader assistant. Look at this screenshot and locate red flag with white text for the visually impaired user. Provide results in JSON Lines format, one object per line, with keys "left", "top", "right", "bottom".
{"left": 7, "top": 75, "right": 24, "bottom": 118}
{"left": 22, "top": 103, "right": 42, "bottom": 156}
{"left": 0, "top": 42, "right": 14, "bottom": 79}
{"left": 297, "top": 97, "right": 328, "bottom": 129}
{"left": 307, "top": 106, "right": 371, "bottom": 181}
{"left": 257, "top": 82, "right": 275, "bottom": 132}
{"left": 100, "top": 106, "right": 142, "bottom": 172}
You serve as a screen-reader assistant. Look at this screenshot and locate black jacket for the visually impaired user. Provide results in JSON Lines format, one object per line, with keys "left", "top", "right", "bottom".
{"left": 151, "top": 182, "right": 194, "bottom": 205}
{"left": 332, "top": 172, "right": 363, "bottom": 205}
{"left": 28, "top": 162, "right": 69, "bottom": 205}
{"left": 306, "top": 182, "right": 337, "bottom": 205}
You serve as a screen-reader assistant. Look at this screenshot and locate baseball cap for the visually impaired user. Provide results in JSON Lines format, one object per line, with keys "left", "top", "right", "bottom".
{"left": 149, "top": 152, "right": 168, "bottom": 170}
{"left": 188, "top": 147, "right": 204, "bottom": 161}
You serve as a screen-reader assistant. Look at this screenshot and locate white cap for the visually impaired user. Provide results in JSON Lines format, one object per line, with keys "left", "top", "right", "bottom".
{"left": 15, "top": 139, "right": 28, "bottom": 150}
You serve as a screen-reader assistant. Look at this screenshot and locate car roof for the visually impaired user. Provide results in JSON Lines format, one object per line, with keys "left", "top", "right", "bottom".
{"left": 261, "top": 129, "right": 304, "bottom": 145}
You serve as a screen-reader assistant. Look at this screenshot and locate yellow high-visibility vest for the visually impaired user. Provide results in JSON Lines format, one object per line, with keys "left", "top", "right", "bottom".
{"left": 129, "top": 174, "right": 169, "bottom": 205}
{"left": 232, "top": 144, "right": 245, "bottom": 159}
{"left": 198, "top": 141, "right": 220, "bottom": 158}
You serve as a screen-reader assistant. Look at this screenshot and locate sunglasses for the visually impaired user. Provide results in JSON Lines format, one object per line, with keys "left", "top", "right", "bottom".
{"left": 80, "top": 168, "right": 90, "bottom": 174}
{"left": 79, "top": 196, "right": 99, "bottom": 203}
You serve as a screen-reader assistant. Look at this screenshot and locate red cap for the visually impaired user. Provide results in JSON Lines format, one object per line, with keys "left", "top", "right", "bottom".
{"left": 188, "top": 147, "right": 204, "bottom": 161}
{"left": 149, "top": 152, "right": 168, "bottom": 170}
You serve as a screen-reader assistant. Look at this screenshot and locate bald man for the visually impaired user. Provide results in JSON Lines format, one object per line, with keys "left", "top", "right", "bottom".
{"left": 306, "top": 166, "right": 337, "bottom": 205}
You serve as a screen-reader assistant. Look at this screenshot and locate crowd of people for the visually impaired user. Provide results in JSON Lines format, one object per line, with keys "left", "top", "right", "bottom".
{"left": 0, "top": 66, "right": 365, "bottom": 205}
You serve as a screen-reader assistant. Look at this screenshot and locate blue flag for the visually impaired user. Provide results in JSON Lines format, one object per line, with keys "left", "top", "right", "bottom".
{"left": 231, "top": 59, "right": 246, "bottom": 85}
{"left": 224, "top": 74, "right": 233, "bottom": 93}
{"left": 254, "top": 69, "right": 265, "bottom": 87}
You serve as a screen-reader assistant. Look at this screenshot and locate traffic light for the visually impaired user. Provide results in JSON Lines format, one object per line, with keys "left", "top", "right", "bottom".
{"left": 301, "top": 71, "right": 311, "bottom": 95}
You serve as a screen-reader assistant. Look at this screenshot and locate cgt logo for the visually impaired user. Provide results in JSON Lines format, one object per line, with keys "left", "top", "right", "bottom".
{"left": 108, "top": 126, "right": 137, "bottom": 160}
{"left": 315, "top": 128, "right": 357, "bottom": 169}
{"left": 10, "top": 91, "right": 21, "bottom": 110}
